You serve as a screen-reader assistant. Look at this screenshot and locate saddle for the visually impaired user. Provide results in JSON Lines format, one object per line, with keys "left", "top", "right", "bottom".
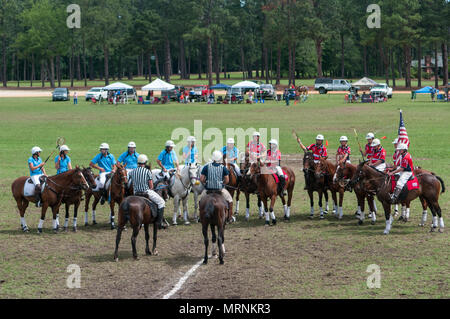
{"left": 390, "top": 174, "right": 420, "bottom": 200}
{"left": 135, "top": 193, "right": 158, "bottom": 218}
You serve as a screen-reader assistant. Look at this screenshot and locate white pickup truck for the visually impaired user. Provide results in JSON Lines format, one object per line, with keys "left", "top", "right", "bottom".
{"left": 85, "top": 87, "right": 108, "bottom": 101}
{"left": 314, "top": 78, "right": 352, "bottom": 94}
{"left": 370, "top": 84, "right": 393, "bottom": 98}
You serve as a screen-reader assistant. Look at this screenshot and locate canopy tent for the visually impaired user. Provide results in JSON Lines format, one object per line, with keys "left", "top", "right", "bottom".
{"left": 103, "top": 82, "right": 134, "bottom": 90}
{"left": 141, "top": 78, "right": 175, "bottom": 91}
{"left": 352, "top": 77, "right": 378, "bottom": 87}
{"left": 232, "top": 81, "right": 260, "bottom": 89}
{"left": 415, "top": 86, "right": 439, "bottom": 94}
{"left": 210, "top": 83, "right": 231, "bottom": 90}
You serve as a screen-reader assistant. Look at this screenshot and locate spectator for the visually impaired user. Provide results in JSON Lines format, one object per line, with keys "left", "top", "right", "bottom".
{"left": 73, "top": 92, "right": 78, "bottom": 105}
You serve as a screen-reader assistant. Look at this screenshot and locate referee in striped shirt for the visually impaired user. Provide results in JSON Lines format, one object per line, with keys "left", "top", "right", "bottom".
{"left": 129, "top": 154, "right": 166, "bottom": 229}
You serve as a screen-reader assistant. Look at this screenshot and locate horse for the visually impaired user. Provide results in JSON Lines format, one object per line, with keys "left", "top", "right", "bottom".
{"left": 239, "top": 152, "right": 263, "bottom": 221}
{"left": 114, "top": 196, "right": 159, "bottom": 261}
{"left": 351, "top": 161, "right": 445, "bottom": 234}
{"left": 60, "top": 167, "right": 97, "bottom": 232}
{"left": 200, "top": 191, "right": 229, "bottom": 265}
{"left": 11, "top": 167, "right": 89, "bottom": 233}
{"left": 334, "top": 161, "right": 377, "bottom": 224}
{"left": 224, "top": 158, "right": 240, "bottom": 216}
{"left": 296, "top": 85, "right": 309, "bottom": 96}
{"left": 107, "top": 163, "right": 129, "bottom": 229}
{"left": 248, "top": 158, "right": 296, "bottom": 225}
{"left": 303, "top": 151, "right": 330, "bottom": 219}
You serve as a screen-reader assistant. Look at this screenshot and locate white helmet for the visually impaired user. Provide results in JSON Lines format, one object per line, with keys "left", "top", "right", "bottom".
{"left": 165, "top": 140, "right": 176, "bottom": 148}
{"left": 99, "top": 143, "right": 110, "bottom": 150}
{"left": 253, "top": 132, "right": 261, "bottom": 137}
{"left": 137, "top": 154, "right": 149, "bottom": 164}
{"left": 31, "top": 146, "right": 42, "bottom": 155}
{"left": 340, "top": 136, "right": 348, "bottom": 142}
{"left": 227, "top": 138, "right": 235, "bottom": 144}
{"left": 187, "top": 136, "right": 196, "bottom": 142}
{"left": 269, "top": 139, "right": 278, "bottom": 146}
{"left": 211, "top": 150, "right": 223, "bottom": 163}
{"left": 392, "top": 138, "right": 399, "bottom": 144}
{"left": 396, "top": 143, "right": 408, "bottom": 151}
{"left": 316, "top": 134, "right": 324, "bottom": 141}
{"left": 366, "top": 133, "right": 375, "bottom": 140}
{"left": 371, "top": 139, "right": 381, "bottom": 147}
{"left": 128, "top": 141, "right": 136, "bottom": 148}
{"left": 59, "top": 145, "right": 70, "bottom": 152}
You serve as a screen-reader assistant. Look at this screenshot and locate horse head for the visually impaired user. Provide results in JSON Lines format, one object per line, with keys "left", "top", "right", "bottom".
{"left": 350, "top": 160, "right": 369, "bottom": 188}
{"left": 187, "top": 163, "right": 201, "bottom": 186}
{"left": 81, "top": 166, "right": 97, "bottom": 189}
{"left": 115, "top": 163, "right": 128, "bottom": 189}
{"left": 73, "top": 166, "right": 90, "bottom": 191}
{"left": 303, "top": 151, "right": 315, "bottom": 173}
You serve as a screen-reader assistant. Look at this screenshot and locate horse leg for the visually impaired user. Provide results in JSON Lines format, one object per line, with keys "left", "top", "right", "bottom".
{"left": 51, "top": 205, "right": 59, "bottom": 233}
{"left": 113, "top": 225, "right": 123, "bottom": 262}
{"left": 37, "top": 202, "right": 49, "bottom": 234}
{"left": 64, "top": 203, "right": 70, "bottom": 231}
{"left": 84, "top": 191, "right": 91, "bottom": 226}
{"left": 73, "top": 201, "right": 79, "bottom": 232}
{"left": 91, "top": 194, "right": 100, "bottom": 225}
{"left": 16, "top": 197, "right": 30, "bottom": 232}
{"left": 318, "top": 190, "right": 325, "bottom": 219}
{"left": 383, "top": 202, "right": 394, "bottom": 235}
{"left": 210, "top": 224, "right": 217, "bottom": 257}
{"left": 109, "top": 200, "right": 116, "bottom": 230}
{"left": 358, "top": 196, "right": 367, "bottom": 225}
{"left": 258, "top": 195, "right": 264, "bottom": 218}
{"left": 182, "top": 196, "right": 190, "bottom": 225}
{"left": 308, "top": 190, "right": 314, "bottom": 219}
{"left": 202, "top": 223, "right": 209, "bottom": 264}
{"left": 193, "top": 191, "right": 199, "bottom": 221}
{"left": 419, "top": 196, "right": 428, "bottom": 227}
{"left": 152, "top": 222, "right": 159, "bottom": 255}
{"left": 245, "top": 192, "right": 250, "bottom": 221}
{"left": 279, "top": 192, "right": 288, "bottom": 221}
{"left": 144, "top": 224, "right": 151, "bottom": 255}
{"left": 131, "top": 226, "right": 140, "bottom": 260}
{"left": 269, "top": 195, "right": 277, "bottom": 225}
{"left": 285, "top": 186, "right": 293, "bottom": 221}
{"left": 338, "top": 189, "right": 345, "bottom": 220}
{"left": 235, "top": 189, "right": 240, "bottom": 215}
{"left": 331, "top": 190, "right": 338, "bottom": 217}
{"left": 173, "top": 195, "right": 180, "bottom": 225}
{"left": 218, "top": 225, "right": 224, "bottom": 265}
{"left": 263, "top": 197, "right": 270, "bottom": 226}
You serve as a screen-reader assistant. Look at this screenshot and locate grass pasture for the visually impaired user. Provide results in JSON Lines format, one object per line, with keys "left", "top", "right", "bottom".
{"left": 0, "top": 94, "right": 448, "bottom": 299}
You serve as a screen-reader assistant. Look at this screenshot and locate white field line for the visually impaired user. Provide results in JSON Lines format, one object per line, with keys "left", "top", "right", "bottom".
{"left": 162, "top": 256, "right": 211, "bottom": 299}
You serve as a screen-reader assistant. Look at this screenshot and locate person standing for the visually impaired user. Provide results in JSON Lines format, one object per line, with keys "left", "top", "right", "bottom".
{"left": 73, "top": 92, "right": 78, "bottom": 105}
{"left": 183, "top": 136, "right": 199, "bottom": 165}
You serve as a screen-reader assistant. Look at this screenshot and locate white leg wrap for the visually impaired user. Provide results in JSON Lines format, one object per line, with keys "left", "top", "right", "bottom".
{"left": 338, "top": 207, "right": 344, "bottom": 219}
{"left": 395, "top": 204, "right": 399, "bottom": 212}
{"left": 373, "top": 200, "right": 377, "bottom": 212}
{"left": 421, "top": 211, "right": 428, "bottom": 225}
{"left": 64, "top": 218, "right": 69, "bottom": 228}
{"left": 325, "top": 202, "right": 329, "bottom": 212}
{"left": 259, "top": 205, "right": 264, "bottom": 216}
{"left": 432, "top": 216, "right": 438, "bottom": 228}
{"left": 286, "top": 207, "right": 291, "bottom": 218}
{"left": 265, "top": 211, "right": 270, "bottom": 222}
{"left": 235, "top": 201, "right": 240, "bottom": 213}
{"left": 270, "top": 211, "right": 276, "bottom": 220}
{"left": 73, "top": 218, "right": 77, "bottom": 227}
{"left": 360, "top": 211, "right": 365, "bottom": 221}
{"left": 38, "top": 219, "right": 44, "bottom": 229}
{"left": 406, "top": 208, "right": 410, "bottom": 220}
{"left": 56, "top": 214, "right": 60, "bottom": 226}
{"left": 310, "top": 206, "right": 314, "bottom": 215}
{"left": 372, "top": 211, "right": 377, "bottom": 222}
{"left": 333, "top": 205, "right": 338, "bottom": 215}
{"left": 173, "top": 212, "right": 177, "bottom": 223}
{"left": 52, "top": 219, "right": 57, "bottom": 229}
{"left": 20, "top": 217, "right": 27, "bottom": 227}
{"left": 84, "top": 211, "right": 89, "bottom": 223}
{"left": 245, "top": 208, "right": 250, "bottom": 219}
{"left": 439, "top": 217, "right": 445, "bottom": 228}
{"left": 184, "top": 210, "right": 189, "bottom": 222}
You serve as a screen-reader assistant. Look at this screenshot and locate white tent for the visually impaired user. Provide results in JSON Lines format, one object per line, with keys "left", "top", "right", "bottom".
{"left": 142, "top": 78, "right": 175, "bottom": 91}
{"left": 353, "top": 77, "right": 378, "bottom": 87}
{"left": 232, "top": 81, "right": 260, "bottom": 89}
{"left": 103, "top": 82, "right": 134, "bottom": 90}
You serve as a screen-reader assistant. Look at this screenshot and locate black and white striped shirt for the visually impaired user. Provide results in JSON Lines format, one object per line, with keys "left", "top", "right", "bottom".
{"left": 129, "top": 166, "right": 152, "bottom": 193}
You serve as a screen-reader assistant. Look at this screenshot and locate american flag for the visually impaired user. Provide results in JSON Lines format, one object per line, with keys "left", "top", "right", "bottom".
{"left": 398, "top": 110, "right": 410, "bottom": 147}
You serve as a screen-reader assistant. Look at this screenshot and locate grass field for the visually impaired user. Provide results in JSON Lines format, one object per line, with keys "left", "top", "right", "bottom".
{"left": 0, "top": 94, "right": 448, "bottom": 299}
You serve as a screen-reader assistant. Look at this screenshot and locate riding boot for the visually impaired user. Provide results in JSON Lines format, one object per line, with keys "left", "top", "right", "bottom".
{"left": 100, "top": 189, "right": 107, "bottom": 205}
{"left": 278, "top": 175, "right": 286, "bottom": 196}
{"left": 390, "top": 187, "right": 402, "bottom": 204}
{"left": 157, "top": 207, "right": 167, "bottom": 229}
{"left": 34, "top": 185, "right": 42, "bottom": 208}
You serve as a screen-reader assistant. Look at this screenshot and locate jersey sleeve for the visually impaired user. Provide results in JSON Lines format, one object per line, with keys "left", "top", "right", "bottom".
{"left": 54, "top": 156, "right": 59, "bottom": 164}
{"left": 307, "top": 144, "right": 314, "bottom": 151}
{"left": 157, "top": 151, "right": 164, "bottom": 161}
{"left": 118, "top": 152, "right": 126, "bottom": 163}
{"left": 91, "top": 153, "right": 100, "bottom": 164}
{"left": 322, "top": 147, "right": 328, "bottom": 157}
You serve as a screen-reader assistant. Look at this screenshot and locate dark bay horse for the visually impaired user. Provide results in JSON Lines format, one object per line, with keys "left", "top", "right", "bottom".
{"left": 334, "top": 161, "right": 377, "bottom": 224}
{"left": 239, "top": 152, "right": 263, "bottom": 221}
{"left": 316, "top": 158, "right": 346, "bottom": 220}
{"left": 114, "top": 196, "right": 159, "bottom": 261}
{"left": 11, "top": 167, "right": 89, "bottom": 233}
{"left": 60, "top": 167, "right": 97, "bottom": 232}
{"left": 248, "top": 158, "right": 296, "bottom": 225}
{"left": 351, "top": 162, "right": 445, "bottom": 234}
{"left": 224, "top": 160, "right": 240, "bottom": 218}
{"left": 200, "top": 191, "right": 229, "bottom": 265}
{"left": 303, "top": 152, "right": 330, "bottom": 219}
{"left": 108, "top": 163, "right": 129, "bottom": 230}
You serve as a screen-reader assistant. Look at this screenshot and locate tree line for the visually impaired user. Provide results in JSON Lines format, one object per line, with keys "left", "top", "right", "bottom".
{"left": 0, "top": 0, "right": 448, "bottom": 88}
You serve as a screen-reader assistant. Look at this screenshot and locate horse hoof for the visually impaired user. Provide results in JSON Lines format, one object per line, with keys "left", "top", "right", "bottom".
{"left": 64, "top": 227, "right": 68, "bottom": 232}
{"left": 219, "top": 260, "right": 224, "bottom": 265}
{"left": 398, "top": 216, "right": 404, "bottom": 221}
{"left": 438, "top": 228, "right": 444, "bottom": 233}
{"left": 22, "top": 227, "right": 30, "bottom": 233}
{"left": 184, "top": 221, "right": 191, "bottom": 226}
{"left": 203, "top": 259, "right": 208, "bottom": 265}
{"left": 383, "top": 231, "right": 389, "bottom": 235}
{"left": 37, "top": 228, "right": 42, "bottom": 234}
{"left": 146, "top": 250, "right": 151, "bottom": 256}
{"left": 111, "top": 225, "right": 116, "bottom": 230}
{"left": 323, "top": 211, "right": 328, "bottom": 215}
{"left": 84, "top": 222, "right": 88, "bottom": 227}
{"left": 319, "top": 215, "right": 325, "bottom": 220}
{"left": 430, "top": 227, "right": 437, "bottom": 233}
{"left": 371, "top": 221, "right": 376, "bottom": 225}
{"left": 114, "top": 257, "right": 119, "bottom": 262}
{"left": 358, "top": 220, "right": 363, "bottom": 225}
{"left": 264, "top": 221, "right": 270, "bottom": 226}
{"left": 308, "top": 214, "right": 314, "bottom": 219}
{"left": 272, "top": 219, "right": 277, "bottom": 225}
{"left": 93, "top": 221, "right": 97, "bottom": 225}
{"left": 73, "top": 227, "right": 77, "bottom": 232}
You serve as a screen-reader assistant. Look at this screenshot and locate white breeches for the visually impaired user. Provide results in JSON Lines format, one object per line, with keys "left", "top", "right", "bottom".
{"left": 201, "top": 188, "right": 233, "bottom": 203}
{"left": 396, "top": 172, "right": 413, "bottom": 190}
{"left": 94, "top": 172, "right": 108, "bottom": 191}
{"left": 374, "top": 163, "right": 386, "bottom": 172}
{"left": 144, "top": 190, "right": 166, "bottom": 209}
{"left": 232, "top": 163, "right": 241, "bottom": 176}
{"left": 30, "top": 175, "right": 43, "bottom": 186}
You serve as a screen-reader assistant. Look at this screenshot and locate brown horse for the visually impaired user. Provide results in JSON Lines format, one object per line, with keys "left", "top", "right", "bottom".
{"left": 238, "top": 152, "right": 263, "bottom": 221}
{"left": 11, "top": 167, "right": 89, "bottom": 233}
{"left": 114, "top": 196, "right": 159, "bottom": 261}
{"left": 200, "top": 191, "right": 228, "bottom": 265}
{"left": 351, "top": 161, "right": 445, "bottom": 234}
{"left": 248, "top": 158, "right": 296, "bottom": 225}
{"left": 296, "top": 85, "right": 309, "bottom": 96}
{"left": 107, "top": 163, "right": 129, "bottom": 229}
{"left": 60, "top": 167, "right": 97, "bottom": 232}
{"left": 303, "top": 152, "right": 330, "bottom": 219}
{"left": 334, "top": 161, "right": 377, "bottom": 224}
{"left": 223, "top": 158, "right": 240, "bottom": 217}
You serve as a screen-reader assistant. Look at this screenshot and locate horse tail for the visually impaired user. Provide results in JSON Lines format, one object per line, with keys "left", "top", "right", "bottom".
{"left": 121, "top": 200, "right": 130, "bottom": 222}
{"left": 435, "top": 175, "right": 445, "bottom": 194}
{"left": 204, "top": 200, "right": 215, "bottom": 220}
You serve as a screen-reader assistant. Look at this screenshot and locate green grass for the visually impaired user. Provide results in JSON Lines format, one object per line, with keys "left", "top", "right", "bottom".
{"left": 0, "top": 94, "right": 448, "bottom": 298}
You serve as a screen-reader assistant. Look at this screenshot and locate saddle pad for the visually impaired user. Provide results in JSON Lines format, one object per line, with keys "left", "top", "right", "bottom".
{"left": 272, "top": 170, "right": 289, "bottom": 184}
{"left": 407, "top": 176, "right": 420, "bottom": 191}
{"left": 24, "top": 178, "right": 35, "bottom": 197}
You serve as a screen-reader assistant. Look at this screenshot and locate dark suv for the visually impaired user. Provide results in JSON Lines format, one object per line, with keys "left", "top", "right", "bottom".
{"left": 52, "top": 88, "right": 70, "bottom": 101}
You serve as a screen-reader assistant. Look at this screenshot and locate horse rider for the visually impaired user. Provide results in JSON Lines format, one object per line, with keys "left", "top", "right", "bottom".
{"left": 266, "top": 139, "right": 286, "bottom": 195}
{"left": 118, "top": 141, "right": 140, "bottom": 174}
{"left": 28, "top": 146, "right": 47, "bottom": 207}
{"left": 369, "top": 138, "right": 386, "bottom": 172}
{"left": 129, "top": 154, "right": 167, "bottom": 229}
{"left": 156, "top": 140, "right": 180, "bottom": 180}
{"left": 246, "top": 131, "right": 267, "bottom": 163}
{"left": 200, "top": 150, "right": 234, "bottom": 221}
{"left": 55, "top": 145, "right": 72, "bottom": 175}
{"left": 183, "top": 136, "right": 198, "bottom": 165}
{"left": 391, "top": 138, "right": 401, "bottom": 168}
{"left": 388, "top": 144, "right": 413, "bottom": 203}
{"left": 89, "top": 143, "right": 116, "bottom": 204}
{"left": 297, "top": 134, "right": 328, "bottom": 163}
{"left": 361, "top": 132, "right": 375, "bottom": 160}
{"left": 336, "top": 136, "right": 351, "bottom": 165}
{"left": 222, "top": 138, "right": 241, "bottom": 177}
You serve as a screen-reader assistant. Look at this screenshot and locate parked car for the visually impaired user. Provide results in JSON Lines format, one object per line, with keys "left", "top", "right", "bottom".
{"left": 314, "top": 78, "right": 352, "bottom": 94}
{"left": 52, "top": 88, "right": 70, "bottom": 101}
{"left": 260, "top": 84, "right": 275, "bottom": 99}
{"left": 85, "top": 87, "right": 107, "bottom": 101}
{"left": 190, "top": 85, "right": 209, "bottom": 101}
{"left": 161, "top": 86, "right": 185, "bottom": 101}
{"left": 370, "top": 83, "right": 393, "bottom": 98}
